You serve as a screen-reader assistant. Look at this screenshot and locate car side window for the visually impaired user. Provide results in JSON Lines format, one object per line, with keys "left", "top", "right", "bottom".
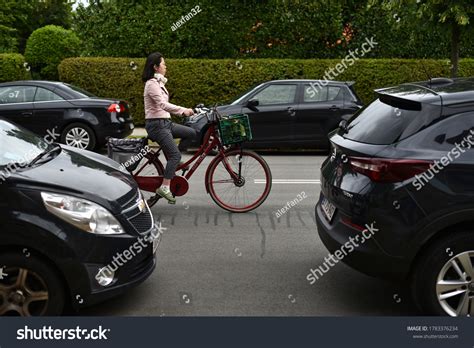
{"left": 303, "top": 85, "right": 343, "bottom": 103}
{"left": 343, "top": 87, "right": 358, "bottom": 102}
{"left": 327, "top": 86, "right": 343, "bottom": 101}
{"left": 304, "top": 85, "right": 328, "bottom": 102}
{"left": 252, "top": 84, "right": 297, "bottom": 105}
{"left": 0, "top": 86, "right": 36, "bottom": 104}
{"left": 427, "top": 112, "right": 474, "bottom": 151}
{"left": 35, "top": 87, "right": 64, "bottom": 102}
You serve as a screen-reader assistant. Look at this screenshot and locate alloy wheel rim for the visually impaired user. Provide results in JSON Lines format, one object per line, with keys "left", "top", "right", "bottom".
{"left": 436, "top": 251, "right": 474, "bottom": 316}
{"left": 65, "top": 127, "right": 90, "bottom": 149}
{"left": 0, "top": 267, "right": 49, "bottom": 316}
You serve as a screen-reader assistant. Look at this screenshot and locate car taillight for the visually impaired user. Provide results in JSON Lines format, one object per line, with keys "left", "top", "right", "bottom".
{"left": 348, "top": 157, "right": 433, "bottom": 183}
{"left": 107, "top": 103, "right": 125, "bottom": 113}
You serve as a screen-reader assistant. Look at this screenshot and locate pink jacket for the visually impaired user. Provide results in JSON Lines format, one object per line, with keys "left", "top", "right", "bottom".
{"left": 144, "top": 78, "right": 186, "bottom": 119}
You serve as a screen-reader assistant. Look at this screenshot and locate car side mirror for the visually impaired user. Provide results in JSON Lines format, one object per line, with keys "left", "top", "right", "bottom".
{"left": 246, "top": 99, "right": 259, "bottom": 112}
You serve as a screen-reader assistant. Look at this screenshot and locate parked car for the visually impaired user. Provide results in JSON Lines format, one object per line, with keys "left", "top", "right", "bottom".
{"left": 0, "top": 81, "right": 134, "bottom": 150}
{"left": 0, "top": 118, "right": 159, "bottom": 316}
{"left": 184, "top": 80, "right": 362, "bottom": 151}
{"left": 315, "top": 77, "right": 474, "bottom": 316}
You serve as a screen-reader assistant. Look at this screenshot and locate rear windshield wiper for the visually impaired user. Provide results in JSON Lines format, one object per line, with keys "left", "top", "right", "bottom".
{"left": 339, "top": 119, "right": 349, "bottom": 134}
{"left": 28, "top": 144, "right": 61, "bottom": 167}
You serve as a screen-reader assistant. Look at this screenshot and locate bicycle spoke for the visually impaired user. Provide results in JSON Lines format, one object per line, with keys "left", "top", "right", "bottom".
{"left": 208, "top": 150, "right": 271, "bottom": 212}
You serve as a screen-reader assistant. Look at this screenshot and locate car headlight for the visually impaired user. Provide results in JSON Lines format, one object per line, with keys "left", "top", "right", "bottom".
{"left": 41, "top": 192, "right": 124, "bottom": 235}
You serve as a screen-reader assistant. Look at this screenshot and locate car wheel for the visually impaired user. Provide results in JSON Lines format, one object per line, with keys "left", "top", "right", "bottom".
{"left": 413, "top": 231, "right": 474, "bottom": 316}
{"left": 0, "top": 252, "right": 65, "bottom": 316}
{"left": 61, "top": 123, "right": 96, "bottom": 150}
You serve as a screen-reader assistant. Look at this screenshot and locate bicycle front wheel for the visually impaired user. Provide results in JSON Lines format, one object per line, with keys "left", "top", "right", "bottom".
{"left": 206, "top": 149, "right": 272, "bottom": 213}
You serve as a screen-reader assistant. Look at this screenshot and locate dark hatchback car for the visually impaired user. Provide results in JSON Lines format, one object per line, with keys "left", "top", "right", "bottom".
{"left": 316, "top": 77, "right": 474, "bottom": 316}
{"left": 186, "top": 79, "right": 362, "bottom": 150}
{"left": 0, "top": 118, "right": 160, "bottom": 316}
{"left": 0, "top": 81, "right": 134, "bottom": 150}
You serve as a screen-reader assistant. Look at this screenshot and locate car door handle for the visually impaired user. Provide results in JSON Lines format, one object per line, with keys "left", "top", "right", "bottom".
{"left": 21, "top": 112, "right": 33, "bottom": 117}
{"left": 329, "top": 105, "right": 340, "bottom": 111}
{"left": 287, "top": 107, "right": 296, "bottom": 116}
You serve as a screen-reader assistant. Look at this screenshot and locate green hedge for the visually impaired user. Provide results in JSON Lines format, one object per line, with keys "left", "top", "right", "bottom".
{"left": 0, "top": 53, "right": 31, "bottom": 82}
{"left": 59, "top": 58, "right": 474, "bottom": 125}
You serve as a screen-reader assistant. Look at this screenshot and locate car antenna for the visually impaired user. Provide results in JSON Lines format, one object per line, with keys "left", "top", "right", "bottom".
{"left": 420, "top": 61, "right": 433, "bottom": 88}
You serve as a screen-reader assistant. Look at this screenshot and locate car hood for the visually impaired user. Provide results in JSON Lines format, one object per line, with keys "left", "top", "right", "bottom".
{"left": 9, "top": 146, "right": 136, "bottom": 213}
{"left": 216, "top": 104, "right": 241, "bottom": 115}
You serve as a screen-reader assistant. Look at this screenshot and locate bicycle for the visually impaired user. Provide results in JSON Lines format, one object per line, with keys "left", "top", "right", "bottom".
{"left": 131, "top": 106, "right": 272, "bottom": 213}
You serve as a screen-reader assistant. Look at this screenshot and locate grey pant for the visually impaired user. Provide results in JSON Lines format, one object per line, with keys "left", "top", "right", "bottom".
{"left": 145, "top": 119, "right": 197, "bottom": 179}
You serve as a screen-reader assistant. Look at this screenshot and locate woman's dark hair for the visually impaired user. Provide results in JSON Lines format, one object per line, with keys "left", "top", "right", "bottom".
{"left": 142, "top": 52, "right": 163, "bottom": 82}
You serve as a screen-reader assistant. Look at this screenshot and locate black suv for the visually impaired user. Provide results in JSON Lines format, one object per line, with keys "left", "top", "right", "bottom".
{"left": 0, "top": 118, "right": 160, "bottom": 316}
{"left": 316, "top": 77, "right": 474, "bottom": 316}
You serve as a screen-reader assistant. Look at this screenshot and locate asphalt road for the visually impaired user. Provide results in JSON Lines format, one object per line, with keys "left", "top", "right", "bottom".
{"left": 83, "top": 153, "right": 417, "bottom": 316}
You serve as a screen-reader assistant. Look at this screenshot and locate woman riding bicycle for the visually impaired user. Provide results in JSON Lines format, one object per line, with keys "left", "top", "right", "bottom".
{"left": 142, "top": 52, "right": 196, "bottom": 204}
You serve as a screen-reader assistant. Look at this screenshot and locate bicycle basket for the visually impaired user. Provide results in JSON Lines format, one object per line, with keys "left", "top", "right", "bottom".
{"left": 107, "top": 137, "right": 148, "bottom": 172}
{"left": 218, "top": 114, "right": 253, "bottom": 145}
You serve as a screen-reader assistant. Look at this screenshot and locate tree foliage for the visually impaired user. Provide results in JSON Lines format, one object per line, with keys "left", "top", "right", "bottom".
{"left": 378, "top": 0, "right": 474, "bottom": 76}
{"left": 25, "top": 25, "right": 81, "bottom": 80}
{"left": 0, "top": 0, "right": 73, "bottom": 53}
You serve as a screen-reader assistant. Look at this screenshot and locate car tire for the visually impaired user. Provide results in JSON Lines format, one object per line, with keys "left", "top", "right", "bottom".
{"left": 0, "top": 252, "right": 65, "bottom": 316}
{"left": 61, "top": 123, "right": 97, "bottom": 150}
{"left": 412, "top": 231, "right": 474, "bottom": 316}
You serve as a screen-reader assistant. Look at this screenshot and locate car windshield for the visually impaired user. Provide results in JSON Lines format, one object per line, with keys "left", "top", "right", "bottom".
{"left": 342, "top": 99, "right": 441, "bottom": 145}
{"left": 0, "top": 119, "right": 49, "bottom": 168}
{"left": 63, "top": 83, "right": 96, "bottom": 98}
{"left": 230, "top": 83, "right": 264, "bottom": 105}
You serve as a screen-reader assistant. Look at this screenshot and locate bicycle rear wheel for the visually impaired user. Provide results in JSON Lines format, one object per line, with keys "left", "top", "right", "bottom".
{"left": 206, "top": 149, "right": 272, "bottom": 213}
{"left": 131, "top": 152, "right": 164, "bottom": 207}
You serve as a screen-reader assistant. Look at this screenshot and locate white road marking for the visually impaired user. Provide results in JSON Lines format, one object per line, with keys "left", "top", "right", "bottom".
{"left": 254, "top": 179, "right": 320, "bottom": 184}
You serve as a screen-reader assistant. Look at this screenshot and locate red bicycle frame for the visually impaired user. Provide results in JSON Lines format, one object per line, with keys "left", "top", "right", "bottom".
{"left": 133, "top": 122, "right": 241, "bottom": 195}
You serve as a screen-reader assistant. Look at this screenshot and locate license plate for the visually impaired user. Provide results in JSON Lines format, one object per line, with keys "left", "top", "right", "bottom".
{"left": 321, "top": 196, "right": 336, "bottom": 222}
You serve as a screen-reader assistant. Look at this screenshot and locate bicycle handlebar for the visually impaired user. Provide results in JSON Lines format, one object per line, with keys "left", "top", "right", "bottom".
{"left": 192, "top": 105, "right": 223, "bottom": 123}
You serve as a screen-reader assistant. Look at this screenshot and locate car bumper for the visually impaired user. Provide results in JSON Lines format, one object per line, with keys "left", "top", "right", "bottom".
{"left": 78, "top": 253, "right": 156, "bottom": 309}
{"left": 69, "top": 225, "right": 162, "bottom": 310}
{"left": 315, "top": 196, "right": 409, "bottom": 279}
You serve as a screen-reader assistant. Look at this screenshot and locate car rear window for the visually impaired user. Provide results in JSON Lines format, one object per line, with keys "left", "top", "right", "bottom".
{"left": 63, "top": 83, "right": 96, "bottom": 98}
{"left": 342, "top": 99, "right": 441, "bottom": 145}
